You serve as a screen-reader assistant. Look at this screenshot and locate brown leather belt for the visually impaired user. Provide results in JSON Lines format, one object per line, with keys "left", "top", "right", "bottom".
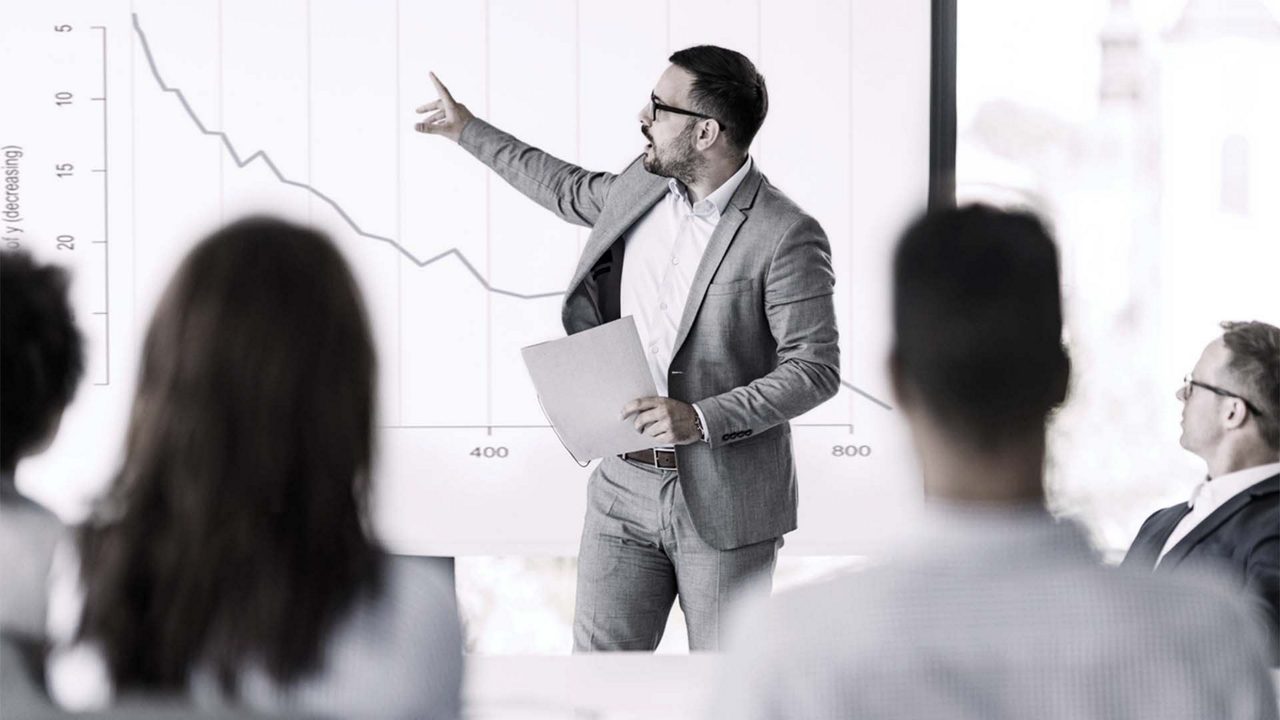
{"left": 620, "top": 448, "right": 678, "bottom": 470}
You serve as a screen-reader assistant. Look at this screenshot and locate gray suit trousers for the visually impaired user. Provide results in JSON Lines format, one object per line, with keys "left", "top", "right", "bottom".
{"left": 573, "top": 456, "right": 780, "bottom": 652}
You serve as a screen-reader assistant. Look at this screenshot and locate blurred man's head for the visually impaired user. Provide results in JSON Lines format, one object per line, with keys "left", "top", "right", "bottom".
{"left": 0, "top": 251, "right": 85, "bottom": 474}
{"left": 891, "top": 205, "right": 1069, "bottom": 502}
{"left": 1177, "top": 321, "right": 1279, "bottom": 472}
{"left": 638, "top": 45, "right": 767, "bottom": 184}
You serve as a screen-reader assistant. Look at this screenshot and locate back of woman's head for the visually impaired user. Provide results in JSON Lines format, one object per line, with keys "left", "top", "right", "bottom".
{"left": 78, "top": 217, "right": 382, "bottom": 690}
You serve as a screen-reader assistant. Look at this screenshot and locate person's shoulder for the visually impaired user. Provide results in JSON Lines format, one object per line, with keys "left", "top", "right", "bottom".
{"left": 319, "top": 554, "right": 460, "bottom": 656}
{"left": 0, "top": 492, "right": 65, "bottom": 561}
{"left": 742, "top": 567, "right": 900, "bottom": 660}
{"left": 0, "top": 488, "right": 61, "bottom": 525}
{"left": 294, "top": 554, "right": 462, "bottom": 715}
{"left": 373, "top": 555, "right": 460, "bottom": 628}
{"left": 746, "top": 169, "right": 818, "bottom": 227}
{"left": 1145, "top": 500, "right": 1187, "bottom": 523}
{"left": 1241, "top": 474, "right": 1279, "bottom": 519}
{"left": 1130, "top": 500, "right": 1186, "bottom": 538}
{"left": 1109, "top": 561, "right": 1268, "bottom": 641}
{"left": 1232, "top": 483, "right": 1280, "bottom": 552}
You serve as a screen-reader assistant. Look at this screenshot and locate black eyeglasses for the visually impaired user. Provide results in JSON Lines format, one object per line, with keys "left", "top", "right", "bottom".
{"left": 1182, "top": 374, "right": 1264, "bottom": 416}
{"left": 648, "top": 93, "right": 718, "bottom": 124}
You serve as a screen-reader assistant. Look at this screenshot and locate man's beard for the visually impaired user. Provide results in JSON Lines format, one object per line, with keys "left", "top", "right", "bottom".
{"left": 642, "top": 122, "right": 701, "bottom": 186}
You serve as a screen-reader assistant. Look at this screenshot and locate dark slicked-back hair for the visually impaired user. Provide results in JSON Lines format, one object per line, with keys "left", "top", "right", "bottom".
{"left": 1, "top": 251, "right": 84, "bottom": 471}
{"left": 76, "top": 217, "right": 383, "bottom": 692}
{"left": 892, "top": 204, "right": 1070, "bottom": 448}
{"left": 669, "top": 45, "right": 768, "bottom": 153}
{"left": 1220, "top": 320, "right": 1280, "bottom": 451}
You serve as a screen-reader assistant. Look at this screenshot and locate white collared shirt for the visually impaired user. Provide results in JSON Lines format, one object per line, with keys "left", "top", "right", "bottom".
{"left": 1157, "top": 461, "right": 1280, "bottom": 564}
{"left": 620, "top": 158, "right": 752, "bottom": 444}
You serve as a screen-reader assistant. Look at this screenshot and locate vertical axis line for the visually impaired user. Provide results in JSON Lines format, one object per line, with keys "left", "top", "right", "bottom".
{"left": 395, "top": 0, "right": 403, "bottom": 426}
{"left": 130, "top": 0, "right": 137, "bottom": 347}
{"left": 484, "top": 0, "right": 493, "bottom": 436}
{"left": 847, "top": 2, "right": 856, "bottom": 433}
{"left": 306, "top": 0, "right": 312, "bottom": 222}
{"left": 217, "top": 0, "right": 224, "bottom": 223}
{"left": 94, "top": 25, "right": 111, "bottom": 386}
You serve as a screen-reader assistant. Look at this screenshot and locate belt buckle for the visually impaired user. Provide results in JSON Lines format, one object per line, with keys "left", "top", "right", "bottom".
{"left": 620, "top": 448, "right": 677, "bottom": 470}
{"left": 652, "top": 448, "right": 676, "bottom": 470}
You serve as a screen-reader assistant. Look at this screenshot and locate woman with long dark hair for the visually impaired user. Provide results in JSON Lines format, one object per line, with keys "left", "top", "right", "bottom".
{"left": 45, "top": 218, "right": 462, "bottom": 717}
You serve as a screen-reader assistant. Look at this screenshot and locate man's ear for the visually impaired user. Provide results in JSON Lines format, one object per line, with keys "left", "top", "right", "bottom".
{"left": 697, "top": 119, "right": 721, "bottom": 150}
{"left": 1223, "top": 398, "right": 1250, "bottom": 431}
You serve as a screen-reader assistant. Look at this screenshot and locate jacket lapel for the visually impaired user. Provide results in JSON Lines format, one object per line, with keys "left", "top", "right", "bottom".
{"left": 565, "top": 174, "right": 668, "bottom": 296}
{"left": 1159, "top": 473, "right": 1280, "bottom": 571}
{"left": 669, "top": 167, "right": 764, "bottom": 359}
{"left": 1126, "top": 504, "right": 1190, "bottom": 569}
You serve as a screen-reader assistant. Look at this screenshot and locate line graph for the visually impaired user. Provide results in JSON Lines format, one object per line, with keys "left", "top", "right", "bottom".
{"left": 131, "top": 11, "right": 893, "bottom": 411}
{"left": 6, "top": 0, "right": 930, "bottom": 557}
{"left": 132, "top": 13, "right": 562, "bottom": 301}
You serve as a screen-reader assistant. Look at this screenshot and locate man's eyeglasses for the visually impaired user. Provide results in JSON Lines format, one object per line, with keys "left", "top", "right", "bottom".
{"left": 648, "top": 93, "right": 718, "bottom": 125}
{"left": 1181, "top": 374, "right": 1265, "bottom": 416}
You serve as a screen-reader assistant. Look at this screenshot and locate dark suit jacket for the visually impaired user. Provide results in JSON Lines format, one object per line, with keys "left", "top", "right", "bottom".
{"left": 1123, "top": 473, "right": 1279, "bottom": 664}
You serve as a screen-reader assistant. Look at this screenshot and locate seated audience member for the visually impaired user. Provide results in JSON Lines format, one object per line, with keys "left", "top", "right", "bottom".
{"left": 1124, "top": 321, "right": 1279, "bottom": 664}
{"left": 45, "top": 218, "right": 463, "bottom": 718}
{"left": 708, "top": 205, "right": 1278, "bottom": 720}
{"left": 1, "top": 251, "right": 84, "bottom": 641}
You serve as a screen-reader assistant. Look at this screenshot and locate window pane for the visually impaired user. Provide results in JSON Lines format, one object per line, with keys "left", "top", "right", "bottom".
{"left": 957, "top": 0, "right": 1280, "bottom": 556}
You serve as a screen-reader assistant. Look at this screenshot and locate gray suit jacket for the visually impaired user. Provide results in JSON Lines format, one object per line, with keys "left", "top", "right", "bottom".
{"left": 459, "top": 119, "right": 840, "bottom": 550}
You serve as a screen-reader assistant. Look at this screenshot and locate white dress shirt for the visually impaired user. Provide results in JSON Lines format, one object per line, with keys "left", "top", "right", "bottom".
{"left": 1158, "top": 462, "right": 1280, "bottom": 564}
{"left": 620, "top": 158, "right": 752, "bottom": 446}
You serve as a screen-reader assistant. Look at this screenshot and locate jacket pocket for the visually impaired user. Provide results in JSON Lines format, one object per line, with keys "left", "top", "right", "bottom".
{"left": 705, "top": 278, "right": 756, "bottom": 296}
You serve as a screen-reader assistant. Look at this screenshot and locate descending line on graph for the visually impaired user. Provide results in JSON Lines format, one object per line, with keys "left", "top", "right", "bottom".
{"left": 130, "top": 13, "right": 892, "bottom": 411}
{"left": 131, "top": 13, "right": 561, "bottom": 301}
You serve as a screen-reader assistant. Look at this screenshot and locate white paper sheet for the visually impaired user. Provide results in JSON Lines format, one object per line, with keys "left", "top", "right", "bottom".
{"left": 521, "top": 317, "right": 665, "bottom": 463}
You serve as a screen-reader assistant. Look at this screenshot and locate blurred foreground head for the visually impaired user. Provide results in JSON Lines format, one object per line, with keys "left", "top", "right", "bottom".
{"left": 79, "top": 217, "right": 382, "bottom": 689}
{"left": 0, "top": 251, "right": 84, "bottom": 474}
{"left": 891, "top": 205, "right": 1069, "bottom": 501}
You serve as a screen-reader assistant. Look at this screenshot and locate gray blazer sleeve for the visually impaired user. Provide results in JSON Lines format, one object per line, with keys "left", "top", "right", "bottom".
{"left": 696, "top": 215, "right": 841, "bottom": 448}
{"left": 457, "top": 119, "right": 617, "bottom": 228}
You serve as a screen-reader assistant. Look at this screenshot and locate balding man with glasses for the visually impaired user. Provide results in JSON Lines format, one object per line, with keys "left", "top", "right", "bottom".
{"left": 1124, "top": 321, "right": 1280, "bottom": 665}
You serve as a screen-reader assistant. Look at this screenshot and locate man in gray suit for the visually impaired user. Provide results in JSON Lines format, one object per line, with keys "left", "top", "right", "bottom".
{"left": 709, "top": 206, "right": 1278, "bottom": 719}
{"left": 415, "top": 46, "right": 839, "bottom": 651}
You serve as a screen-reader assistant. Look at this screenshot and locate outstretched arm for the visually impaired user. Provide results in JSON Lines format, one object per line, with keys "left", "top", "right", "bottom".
{"left": 414, "top": 73, "right": 617, "bottom": 228}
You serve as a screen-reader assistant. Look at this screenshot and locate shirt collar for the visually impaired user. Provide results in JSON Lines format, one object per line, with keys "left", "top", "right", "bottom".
{"left": 666, "top": 156, "right": 753, "bottom": 219}
{"left": 1188, "top": 461, "right": 1280, "bottom": 509}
